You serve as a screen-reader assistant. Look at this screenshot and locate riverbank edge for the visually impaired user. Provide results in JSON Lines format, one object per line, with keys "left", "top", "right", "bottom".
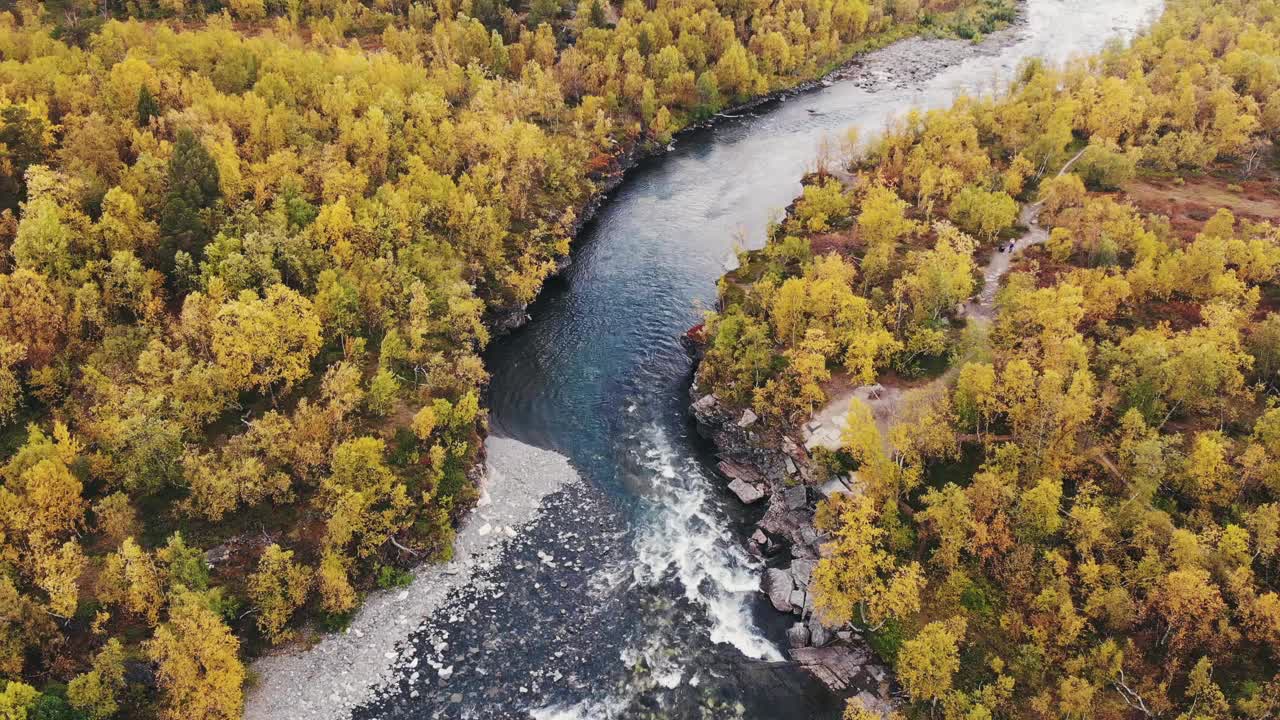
{"left": 678, "top": 35, "right": 1093, "bottom": 710}
{"left": 686, "top": 378, "right": 899, "bottom": 710}
{"left": 679, "top": 172, "right": 1087, "bottom": 716}
{"left": 243, "top": 436, "right": 581, "bottom": 720}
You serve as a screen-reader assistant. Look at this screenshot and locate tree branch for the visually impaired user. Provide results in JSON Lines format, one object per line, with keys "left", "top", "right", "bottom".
{"left": 389, "top": 535, "right": 422, "bottom": 557}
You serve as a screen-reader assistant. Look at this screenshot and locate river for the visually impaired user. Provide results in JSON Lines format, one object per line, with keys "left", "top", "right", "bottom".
{"left": 353, "top": 2, "right": 1162, "bottom": 718}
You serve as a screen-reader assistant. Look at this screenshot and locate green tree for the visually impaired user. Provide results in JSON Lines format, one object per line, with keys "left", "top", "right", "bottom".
{"left": 1074, "top": 144, "right": 1136, "bottom": 191}
{"left": 137, "top": 86, "right": 160, "bottom": 128}
{"left": 948, "top": 185, "right": 1019, "bottom": 241}
{"left": 159, "top": 129, "right": 221, "bottom": 270}
{"left": 528, "top": 0, "right": 562, "bottom": 27}
{"left": 812, "top": 495, "right": 926, "bottom": 631}
{"left": 211, "top": 285, "right": 322, "bottom": 394}
{"left": 99, "top": 538, "right": 164, "bottom": 626}
{"left": 319, "top": 437, "right": 412, "bottom": 557}
{"left": 0, "top": 681, "right": 38, "bottom": 720}
{"left": 858, "top": 183, "right": 919, "bottom": 283}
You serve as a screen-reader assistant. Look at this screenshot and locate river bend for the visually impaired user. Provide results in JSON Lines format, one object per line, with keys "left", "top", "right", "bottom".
{"left": 354, "top": 3, "right": 1163, "bottom": 718}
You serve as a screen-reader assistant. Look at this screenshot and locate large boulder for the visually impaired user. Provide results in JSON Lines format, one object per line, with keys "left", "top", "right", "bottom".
{"left": 759, "top": 499, "right": 803, "bottom": 539}
{"left": 691, "top": 394, "right": 720, "bottom": 421}
{"left": 791, "top": 559, "right": 817, "bottom": 589}
{"left": 784, "top": 484, "right": 809, "bottom": 511}
{"left": 781, "top": 436, "right": 814, "bottom": 482}
{"left": 761, "top": 568, "right": 794, "bottom": 612}
{"left": 727, "top": 478, "right": 765, "bottom": 505}
{"left": 791, "top": 645, "right": 876, "bottom": 692}
{"left": 491, "top": 303, "right": 531, "bottom": 334}
{"left": 782, "top": 435, "right": 806, "bottom": 461}
{"left": 800, "top": 526, "right": 819, "bottom": 546}
{"left": 852, "top": 691, "right": 895, "bottom": 718}
{"left": 787, "top": 623, "right": 811, "bottom": 648}
{"left": 808, "top": 617, "right": 832, "bottom": 648}
{"left": 748, "top": 528, "right": 770, "bottom": 557}
{"left": 718, "top": 460, "right": 765, "bottom": 486}
{"left": 204, "top": 544, "right": 233, "bottom": 566}
{"left": 788, "top": 588, "right": 807, "bottom": 615}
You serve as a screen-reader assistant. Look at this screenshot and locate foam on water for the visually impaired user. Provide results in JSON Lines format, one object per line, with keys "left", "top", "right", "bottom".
{"left": 529, "top": 696, "right": 629, "bottom": 717}
{"left": 529, "top": 696, "right": 630, "bottom": 720}
{"left": 630, "top": 425, "right": 784, "bottom": 662}
{"left": 528, "top": 631, "right": 690, "bottom": 719}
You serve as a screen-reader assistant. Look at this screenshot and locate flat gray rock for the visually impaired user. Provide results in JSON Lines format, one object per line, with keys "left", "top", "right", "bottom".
{"left": 819, "top": 476, "right": 852, "bottom": 498}
{"left": 791, "top": 645, "right": 875, "bottom": 692}
{"left": 786, "top": 623, "right": 811, "bottom": 648}
{"left": 808, "top": 617, "right": 832, "bottom": 648}
{"left": 691, "top": 394, "right": 719, "bottom": 414}
{"left": 761, "top": 568, "right": 794, "bottom": 613}
{"left": 790, "top": 559, "right": 816, "bottom": 588}
{"left": 718, "top": 459, "right": 765, "bottom": 486}
{"left": 787, "top": 588, "right": 806, "bottom": 614}
{"left": 727, "top": 478, "right": 765, "bottom": 504}
{"left": 784, "top": 484, "right": 809, "bottom": 511}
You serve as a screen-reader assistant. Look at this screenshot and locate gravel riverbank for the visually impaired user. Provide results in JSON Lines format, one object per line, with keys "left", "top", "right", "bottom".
{"left": 243, "top": 436, "right": 579, "bottom": 720}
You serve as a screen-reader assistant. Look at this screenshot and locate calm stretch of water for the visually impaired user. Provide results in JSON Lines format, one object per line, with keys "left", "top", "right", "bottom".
{"left": 356, "top": 2, "right": 1162, "bottom": 717}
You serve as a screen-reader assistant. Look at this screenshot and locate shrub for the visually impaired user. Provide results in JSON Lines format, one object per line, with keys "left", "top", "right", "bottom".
{"left": 376, "top": 564, "right": 414, "bottom": 589}
{"left": 1074, "top": 145, "right": 1136, "bottom": 190}
{"left": 867, "top": 618, "right": 906, "bottom": 665}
